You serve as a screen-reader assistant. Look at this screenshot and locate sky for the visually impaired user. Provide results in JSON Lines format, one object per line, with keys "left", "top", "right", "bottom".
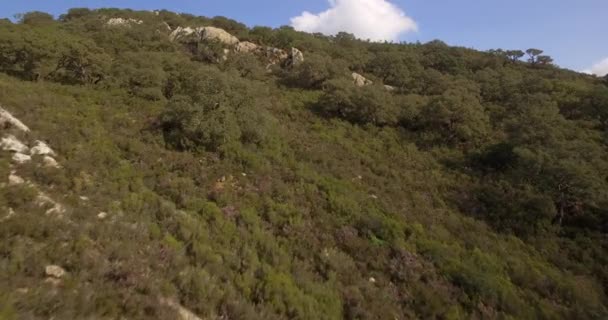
{"left": 1, "top": 0, "right": 607, "bottom": 75}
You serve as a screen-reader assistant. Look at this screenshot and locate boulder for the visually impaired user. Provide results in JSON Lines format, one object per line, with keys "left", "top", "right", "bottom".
{"left": 352, "top": 72, "right": 373, "bottom": 87}
{"left": 12, "top": 153, "right": 31, "bottom": 164}
{"left": 235, "top": 41, "right": 259, "bottom": 53}
{"left": 263, "top": 47, "right": 289, "bottom": 66}
{"left": 170, "top": 26, "right": 192, "bottom": 40}
{"left": 8, "top": 172, "right": 25, "bottom": 186}
{"left": 1, "top": 135, "right": 29, "bottom": 153}
{"left": 287, "top": 47, "right": 305, "bottom": 67}
{"left": 200, "top": 26, "right": 239, "bottom": 46}
{"left": 45, "top": 265, "right": 66, "bottom": 278}
{"left": 170, "top": 26, "right": 239, "bottom": 46}
{"left": 30, "top": 140, "right": 56, "bottom": 156}
{"left": 43, "top": 156, "right": 60, "bottom": 168}
{"left": 0, "top": 107, "right": 30, "bottom": 132}
{"left": 97, "top": 212, "right": 109, "bottom": 220}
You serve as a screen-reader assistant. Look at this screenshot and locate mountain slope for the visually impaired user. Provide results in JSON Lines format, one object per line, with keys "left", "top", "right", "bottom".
{"left": 0, "top": 8, "right": 607, "bottom": 319}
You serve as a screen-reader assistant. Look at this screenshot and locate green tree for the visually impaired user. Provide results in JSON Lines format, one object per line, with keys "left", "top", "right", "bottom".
{"left": 319, "top": 78, "right": 400, "bottom": 126}
{"left": 505, "top": 50, "right": 525, "bottom": 62}
{"left": 525, "top": 48, "right": 543, "bottom": 64}
{"left": 419, "top": 88, "right": 490, "bottom": 144}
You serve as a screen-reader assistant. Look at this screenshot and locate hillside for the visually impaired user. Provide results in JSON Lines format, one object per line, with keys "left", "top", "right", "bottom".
{"left": 0, "top": 8, "right": 607, "bottom": 319}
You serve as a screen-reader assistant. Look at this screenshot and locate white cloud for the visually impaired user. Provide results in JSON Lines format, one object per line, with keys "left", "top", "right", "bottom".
{"left": 290, "top": 0, "right": 417, "bottom": 42}
{"left": 583, "top": 57, "right": 608, "bottom": 76}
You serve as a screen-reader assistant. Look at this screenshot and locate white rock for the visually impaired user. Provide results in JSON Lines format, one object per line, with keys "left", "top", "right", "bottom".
{"left": 369, "top": 277, "right": 376, "bottom": 283}
{"left": 170, "top": 26, "right": 239, "bottom": 46}
{"left": 287, "top": 47, "right": 304, "bottom": 67}
{"left": 235, "top": 41, "right": 259, "bottom": 53}
{"left": 30, "top": 140, "right": 56, "bottom": 156}
{"left": 169, "top": 26, "right": 196, "bottom": 41}
{"left": 1, "top": 135, "right": 29, "bottom": 153}
{"left": 42, "top": 156, "right": 60, "bottom": 168}
{"left": 8, "top": 172, "right": 25, "bottom": 185}
{"left": 0, "top": 107, "right": 30, "bottom": 132}
{"left": 263, "top": 47, "right": 289, "bottom": 66}
{"left": 352, "top": 72, "right": 373, "bottom": 87}
{"left": 384, "top": 84, "right": 396, "bottom": 92}
{"left": 12, "top": 153, "right": 31, "bottom": 164}
{"left": 200, "top": 26, "right": 239, "bottom": 45}
{"left": 45, "top": 265, "right": 66, "bottom": 278}
{"left": 106, "top": 18, "right": 143, "bottom": 27}
{"left": 97, "top": 212, "right": 108, "bottom": 220}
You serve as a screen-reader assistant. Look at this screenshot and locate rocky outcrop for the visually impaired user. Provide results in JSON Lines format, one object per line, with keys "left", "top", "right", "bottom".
{"left": 170, "top": 26, "right": 239, "bottom": 46}
{"left": 0, "top": 107, "right": 30, "bottom": 132}
{"left": 169, "top": 26, "right": 196, "bottom": 41}
{"left": 235, "top": 41, "right": 259, "bottom": 53}
{"left": 43, "top": 156, "right": 60, "bottom": 168}
{"left": 12, "top": 153, "right": 31, "bottom": 164}
{"left": 286, "top": 47, "right": 305, "bottom": 67}
{"left": 8, "top": 171, "right": 24, "bottom": 186}
{"left": 201, "top": 26, "right": 239, "bottom": 45}
{"left": 30, "top": 140, "right": 56, "bottom": 156}
{"left": 106, "top": 18, "right": 143, "bottom": 27}
{"left": 352, "top": 72, "right": 373, "bottom": 87}
{"left": 1, "top": 135, "right": 29, "bottom": 153}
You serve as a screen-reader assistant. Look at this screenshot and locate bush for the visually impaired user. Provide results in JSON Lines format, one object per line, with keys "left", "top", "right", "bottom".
{"left": 318, "top": 78, "right": 399, "bottom": 126}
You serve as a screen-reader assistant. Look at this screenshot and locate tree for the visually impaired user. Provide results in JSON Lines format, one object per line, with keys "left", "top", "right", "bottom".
{"left": 318, "top": 78, "right": 400, "bottom": 126}
{"left": 505, "top": 50, "right": 525, "bottom": 62}
{"left": 525, "top": 48, "right": 544, "bottom": 64}
{"left": 366, "top": 50, "right": 421, "bottom": 89}
{"left": 419, "top": 89, "right": 490, "bottom": 144}
{"left": 536, "top": 55, "right": 554, "bottom": 66}
{"left": 17, "top": 11, "right": 54, "bottom": 25}
{"left": 281, "top": 53, "right": 348, "bottom": 89}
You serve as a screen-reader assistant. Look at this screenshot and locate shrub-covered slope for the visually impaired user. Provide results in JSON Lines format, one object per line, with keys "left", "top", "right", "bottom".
{"left": 0, "top": 8, "right": 607, "bottom": 319}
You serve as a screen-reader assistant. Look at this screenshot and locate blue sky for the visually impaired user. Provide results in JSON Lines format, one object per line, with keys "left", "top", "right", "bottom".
{"left": 1, "top": 0, "right": 607, "bottom": 73}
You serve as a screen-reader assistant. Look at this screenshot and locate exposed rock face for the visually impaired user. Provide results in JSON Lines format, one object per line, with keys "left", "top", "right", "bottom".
{"left": 235, "top": 41, "right": 259, "bottom": 53}
{"left": 169, "top": 26, "right": 196, "bottom": 41}
{"left": 12, "top": 153, "right": 31, "bottom": 164}
{"left": 106, "top": 18, "right": 143, "bottom": 27}
{"left": 263, "top": 47, "right": 289, "bottom": 66}
{"left": 352, "top": 72, "right": 373, "bottom": 87}
{"left": 8, "top": 172, "right": 25, "bottom": 185}
{"left": 30, "top": 140, "right": 56, "bottom": 156}
{"left": 1, "top": 135, "right": 29, "bottom": 153}
{"left": 287, "top": 47, "right": 305, "bottom": 67}
{"left": 0, "top": 107, "right": 30, "bottom": 132}
{"left": 45, "top": 265, "right": 67, "bottom": 278}
{"left": 201, "top": 26, "right": 239, "bottom": 45}
{"left": 43, "top": 156, "right": 60, "bottom": 168}
{"left": 170, "top": 26, "right": 239, "bottom": 46}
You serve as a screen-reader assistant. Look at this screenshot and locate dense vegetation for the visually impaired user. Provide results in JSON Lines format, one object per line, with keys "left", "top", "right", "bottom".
{"left": 0, "top": 8, "right": 607, "bottom": 319}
